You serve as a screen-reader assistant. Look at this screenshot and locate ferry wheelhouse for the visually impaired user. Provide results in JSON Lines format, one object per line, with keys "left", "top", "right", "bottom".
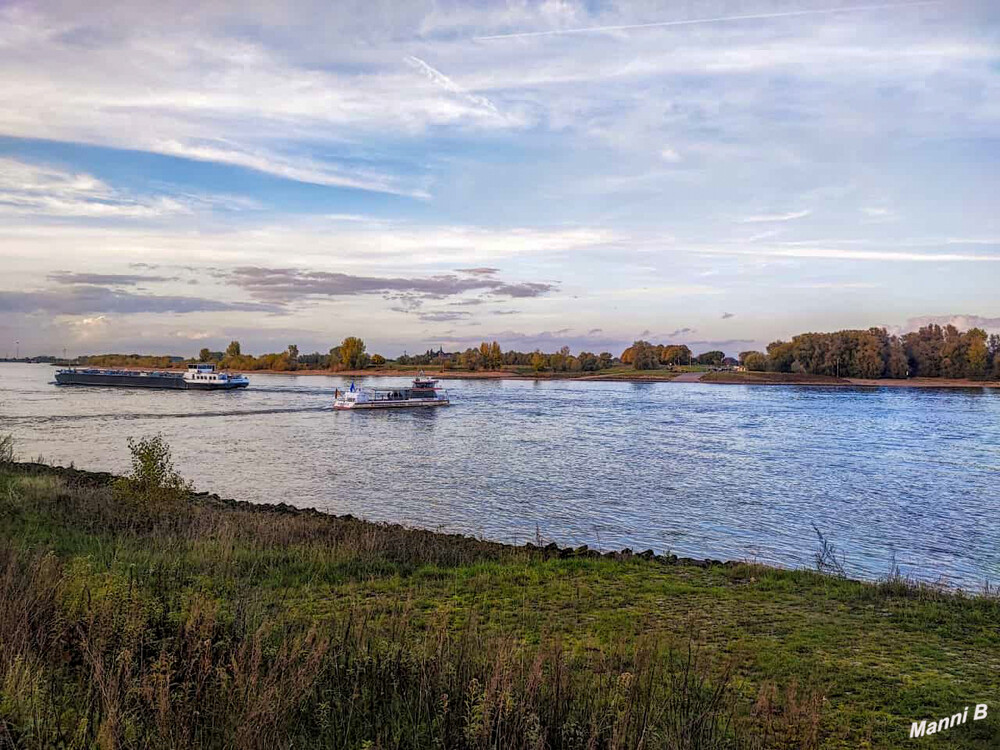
{"left": 333, "top": 374, "right": 450, "bottom": 410}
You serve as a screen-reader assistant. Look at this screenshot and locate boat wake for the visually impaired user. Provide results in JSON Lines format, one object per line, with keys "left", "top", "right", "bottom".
{"left": 9, "top": 406, "right": 331, "bottom": 423}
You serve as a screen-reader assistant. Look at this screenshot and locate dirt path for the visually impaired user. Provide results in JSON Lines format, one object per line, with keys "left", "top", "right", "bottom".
{"left": 671, "top": 371, "right": 705, "bottom": 382}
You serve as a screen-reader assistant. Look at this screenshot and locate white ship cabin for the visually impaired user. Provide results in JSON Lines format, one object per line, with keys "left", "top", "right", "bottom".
{"left": 184, "top": 363, "right": 246, "bottom": 384}
{"left": 333, "top": 373, "right": 449, "bottom": 408}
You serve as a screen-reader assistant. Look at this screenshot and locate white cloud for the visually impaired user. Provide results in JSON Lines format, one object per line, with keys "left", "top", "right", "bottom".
{"left": 0, "top": 158, "right": 189, "bottom": 218}
{"left": 787, "top": 282, "right": 882, "bottom": 289}
{"left": 659, "top": 147, "right": 681, "bottom": 162}
{"left": 473, "top": 3, "right": 946, "bottom": 41}
{"left": 712, "top": 246, "right": 1000, "bottom": 263}
{"left": 0, "top": 219, "right": 618, "bottom": 269}
{"left": 739, "top": 210, "right": 812, "bottom": 223}
{"left": 900, "top": 314, "right": 1000, "bottom": 334}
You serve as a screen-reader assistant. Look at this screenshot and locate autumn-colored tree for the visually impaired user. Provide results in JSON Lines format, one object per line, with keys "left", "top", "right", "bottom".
{"left": 548, "top": 345, "right": 572, "bottom": 372}
{"left": 460, "top": 348, "right": 482, "bottom": 371}
{"left": 660, "top": 345, "right": 692, "bottom": 366}
{"left": 966, "top": 328, "right": 989, "bottom": 379}
{"left": 370, "top": 354, "right": 386, "bottom": 368}
{"left": 629, "top": 341, "right": 658, "bottom": 370}
{"left": 226, "top": 340, "right": 241, "bottom": 357}
{"left": 531, "top": 350, "right": 547, "bottom": 372}
{"left": 340, "top": 337, "right": 368, "bottom": 369}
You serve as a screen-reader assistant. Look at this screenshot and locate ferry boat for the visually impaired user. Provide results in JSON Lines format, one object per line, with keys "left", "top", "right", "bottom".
{"left": 54, "top": 363, "right": 250, "bottom": 390}
{"left": 333, "top": 374, "right": 450, "bottom": 409}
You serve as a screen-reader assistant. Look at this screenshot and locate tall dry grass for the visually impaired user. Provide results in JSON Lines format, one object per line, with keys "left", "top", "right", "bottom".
{"left": 0, "top": 438, "right": 822, "bottom": 749}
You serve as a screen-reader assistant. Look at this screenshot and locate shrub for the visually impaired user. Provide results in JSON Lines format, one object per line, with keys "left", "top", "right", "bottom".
{"left": 112, "top": 434, "right": 190, "bottom": 514}
{"left": 0, "top": 433, "right": 13, "bottom": 465}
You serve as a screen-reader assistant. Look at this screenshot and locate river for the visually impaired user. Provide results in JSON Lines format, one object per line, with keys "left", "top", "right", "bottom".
{"left": 3, "top": 363, "right": 998, "bottom": 587}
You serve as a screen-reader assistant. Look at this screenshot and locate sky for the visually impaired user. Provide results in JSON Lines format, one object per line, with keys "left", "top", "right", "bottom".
{"left": 1, "top": 0, "right": 998, "bottom": 359}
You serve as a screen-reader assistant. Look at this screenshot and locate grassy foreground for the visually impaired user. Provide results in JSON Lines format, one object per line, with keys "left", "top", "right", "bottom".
{"left": 1, "top": 446, "right": 998, "bottom": 748}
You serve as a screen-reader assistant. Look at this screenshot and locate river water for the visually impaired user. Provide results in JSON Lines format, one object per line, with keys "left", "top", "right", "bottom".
{"left": 2, "top": 363, "right": 998, "bottom": 587}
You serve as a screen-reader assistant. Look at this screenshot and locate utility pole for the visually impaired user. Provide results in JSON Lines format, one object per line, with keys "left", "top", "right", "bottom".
{"left": 15, "top": 340, "right": 19, "bottom": 360}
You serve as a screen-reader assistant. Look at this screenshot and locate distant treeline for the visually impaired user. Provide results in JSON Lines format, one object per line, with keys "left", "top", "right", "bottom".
{"left": 738, "top": 325, "right": 1000, "bottom": 380}
{"left": 71, "top": 324, "right": 1000, "bottom": 380}
{"left": 77, "top": 340, "right": 624, "bottom": 373}
{"left": 620, "top": 342, "right": 733, "bottom": 369}
{"left": 410, "top": 344, "right": 619, "bottom": 372}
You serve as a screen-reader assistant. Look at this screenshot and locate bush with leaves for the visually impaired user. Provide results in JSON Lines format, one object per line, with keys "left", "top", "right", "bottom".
{"left": 0, "top": 433, "right": 13, "bottom": 465}
{"left": 112, "top": 434, "right": 191, "bottom": 515}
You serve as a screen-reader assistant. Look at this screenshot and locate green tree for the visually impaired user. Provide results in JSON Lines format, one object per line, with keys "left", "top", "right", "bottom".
{"left": 766, "top": 340, "right": 795, "bottom": 372}
{"left": 340, "top": 337, "right": 368, "bottom": 369}
{"left": 226, "top": 340, "right": 241, "bottom": 357}
{"left": 490, "top": 341, "right": 503, "bottom": 369}
{"left": 695, "top": 350, "right": 725, "bottom": 366}
{"left": 577, "top": 351, "right": 599, "bottom": 371}
{"left": 199, "top": 347, "right": 212, "bottom": 362}
{"left": 743, "top": 351, "right": 767, "bottom": 371}
{"left": 328, "top": 346, "right": 342, "bottom": 370}
{"left": 887, "top": 337, "right": 909, "bottom": 378}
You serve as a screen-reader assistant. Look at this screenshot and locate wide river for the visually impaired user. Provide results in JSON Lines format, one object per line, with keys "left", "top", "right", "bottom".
{"left": 3, "top": 363, "right": 998, "bottom": 587}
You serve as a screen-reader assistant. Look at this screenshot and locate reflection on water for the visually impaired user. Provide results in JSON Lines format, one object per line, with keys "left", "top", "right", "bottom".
{"left": 2, "top": 363, "right": 999, "bottom": 586}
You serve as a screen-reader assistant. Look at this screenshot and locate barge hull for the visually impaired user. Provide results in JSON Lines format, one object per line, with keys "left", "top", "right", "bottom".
{"left": 55, "top": 373, "right": 247, "bottom": 390}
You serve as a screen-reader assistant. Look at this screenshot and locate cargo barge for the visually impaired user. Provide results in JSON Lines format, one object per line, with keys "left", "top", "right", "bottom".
{"left": 54, "top": 363, "right": 249, "bottom": 390}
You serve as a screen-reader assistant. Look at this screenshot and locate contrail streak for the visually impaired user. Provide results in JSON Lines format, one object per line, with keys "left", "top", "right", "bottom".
{"left": 404, "top": 55, "right": 500, "bottom": 115}
{"left": 474, "top": 1, "right": 942, "bottom": 41}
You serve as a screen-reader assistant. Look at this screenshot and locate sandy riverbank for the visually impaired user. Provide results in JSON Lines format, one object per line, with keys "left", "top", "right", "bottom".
{"left": 700, "top": 370, "right": 1000, "bottom": 388}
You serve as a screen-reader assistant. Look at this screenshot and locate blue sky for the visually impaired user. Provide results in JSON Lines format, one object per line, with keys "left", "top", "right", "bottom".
{"left": 1, "top": 0, "right": 998, "bottom": 358}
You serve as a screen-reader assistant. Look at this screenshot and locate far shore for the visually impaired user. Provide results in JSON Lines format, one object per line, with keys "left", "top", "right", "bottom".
{"left": 41, "top": 362, "right": 1000, "bottom": 389}
{"left": 701, "top": 370, "right": 1000, "bottom": 389}
{"left": 236, "top": 367, "right": 1000, "bottom": 388}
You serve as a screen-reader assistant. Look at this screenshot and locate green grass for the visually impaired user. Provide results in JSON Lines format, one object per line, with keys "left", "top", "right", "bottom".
{"left": 1, "top": 460, "right": 997, "bottom": 748}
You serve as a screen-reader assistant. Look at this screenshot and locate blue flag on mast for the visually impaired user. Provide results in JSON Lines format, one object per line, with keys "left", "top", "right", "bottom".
{"left": 349, "top": 381, "right": 355, "bottom": 393}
